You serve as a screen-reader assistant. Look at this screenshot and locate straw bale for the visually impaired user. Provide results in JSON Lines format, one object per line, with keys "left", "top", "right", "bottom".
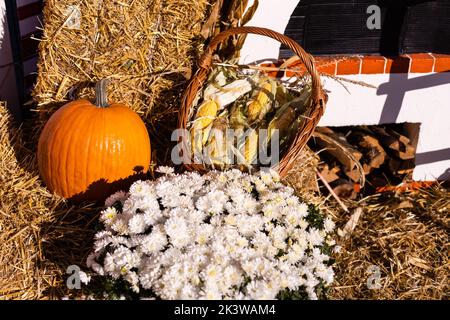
{"left": 33, "top": 0, "right": 210, "bottom": 139}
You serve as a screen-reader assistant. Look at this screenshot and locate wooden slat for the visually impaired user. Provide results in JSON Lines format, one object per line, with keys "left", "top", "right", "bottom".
{"left": 17, "top": 1, "right": 43, "bottom": 20}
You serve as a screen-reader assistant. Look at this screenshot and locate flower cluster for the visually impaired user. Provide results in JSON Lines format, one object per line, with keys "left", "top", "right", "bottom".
{"left": 87, "top": 167, "right": 335, "bottom": 299}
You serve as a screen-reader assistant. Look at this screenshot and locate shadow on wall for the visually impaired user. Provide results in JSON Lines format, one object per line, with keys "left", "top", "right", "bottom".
{"left": 377, "top": 59, "right": 450, "bottom": 177}
{"left": 377, "top": 58, "right": 450, "bottom": 124}
{"left": 415, "top": 148, "right": 450, "bottom": 180}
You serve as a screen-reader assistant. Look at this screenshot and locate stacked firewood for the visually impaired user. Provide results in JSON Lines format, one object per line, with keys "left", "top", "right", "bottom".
{"left": 309, "top": 124, "right": 418, "bottom": 198}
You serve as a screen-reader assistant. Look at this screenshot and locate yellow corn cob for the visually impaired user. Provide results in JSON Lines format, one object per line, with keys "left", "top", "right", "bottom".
{"left": 247, "top": 80, "right": 274, "bottom": 124}
{"left": 242, "top": 129, "right": 259, "bottom": 165}
{"left": 267, "top": 104, "right": 296, "bottom": 144}
{"left": 190, "top": 100, "right": 219, "bottom": 157}
{"left": 206, "top": 116, "right": 229, "bottom": 167}
{"left": 192, "top": 99, "right": 219, "bottom": 129}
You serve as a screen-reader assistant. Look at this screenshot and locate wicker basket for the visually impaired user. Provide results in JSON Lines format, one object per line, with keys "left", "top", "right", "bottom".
{"left": 178, "top": 26, "right": 327, "bottom": 178}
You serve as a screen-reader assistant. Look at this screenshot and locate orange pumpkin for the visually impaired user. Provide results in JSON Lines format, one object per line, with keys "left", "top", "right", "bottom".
{"left": 37, "top": 79, "right": 151, "bottom": 200}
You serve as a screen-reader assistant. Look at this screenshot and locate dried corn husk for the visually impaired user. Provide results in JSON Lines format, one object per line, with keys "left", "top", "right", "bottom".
{"left": 276, "top": 84, "right": 295, "bottom": 107}
{"left": 230, "top": 103, "right": 248, "bottom": 130}
{"left": 205, "top": 78, "right": 253, "bottom": 108}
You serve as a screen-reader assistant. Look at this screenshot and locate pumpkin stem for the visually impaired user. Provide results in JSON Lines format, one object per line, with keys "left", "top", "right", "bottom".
{"left": 95, "top": 79, "right": 109, "bottom": 108}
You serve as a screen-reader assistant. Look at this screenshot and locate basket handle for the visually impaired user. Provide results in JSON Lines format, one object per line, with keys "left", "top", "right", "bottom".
{"left": 197, "top": 26, "right": 325, "bottom": 103}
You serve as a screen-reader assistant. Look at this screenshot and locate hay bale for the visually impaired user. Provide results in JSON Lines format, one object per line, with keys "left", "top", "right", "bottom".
{"left": 0, "top": 103, "right": 98, "bottom": 299}
{"left": 33, "top": 0, "right": 210, "bottom": 131}
{"left": 330, "top": 187, "right": 449, "bottom": 299}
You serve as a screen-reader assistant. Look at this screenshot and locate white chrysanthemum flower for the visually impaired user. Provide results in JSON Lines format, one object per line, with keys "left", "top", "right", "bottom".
{"left": 188, "top": 209, "right": 206, "bottom": 224}
{"left": 124, "top": 271, "right": 140, "bottom": 293}
{"left": 164, "top": 216, "right": 191, "bottom": 248}
{"left": 286, "top": 244, "right": 305, "bottom": 264}
{"left": 78, "top": 271, "right": 91, "bottom": 284}
{"left": 314, "top": 263, "right": 334, "bottom": 285}
{"left": 196, "top": 190, "right": 228, "bottom": 214}
{"left": 270, "top": 225, "right": 287, "bottom": 241}
{"left": 323, "top": 217, "right": 335, "bottom": 233}
{"left": 297, "top": 203, "right": 309, "bottom": 217}
{"left": 140, "top": 226, "right": 167, "bottom": 254}
{"left": 104, "top": 246, "right": 141, "bottom": 278}
{"left": 261, "top": 202, "right": 277, "bottom": 220}
{"left": 129, "top": 180, "right": 153, "bottom": 198}
{"left": 333, "top": 245, "right": 342, "bottom": 254}
{"left": 122, "top": 198, "right": 137, "bottom": 215}
{"left": 298, "top": 218, "right": 309, "bottom": 230}
{"left": 128, "top": 214, "right": 147, "bottom": 234}
{"left": 245, "top": 280, "right": 279, "bottom": 300}
{"left": 143, "top": 206, "right": 163, "bottom": 226}
{"left": 87, "top": 253, "right": 104, "bottom": 275}
{"left": 236, "top": 214, "right": 264, "bottom": 237}
{"left": 111, "top": 217, "right": 130, "bottom": 235}
{"left": 307, "top": 228, "right": 325, "bottom": 247}
{"left": 100, "top": 207, "right": 118, "bottom": 225}
{"left": 284, "top": 211, "right": 300, "bottom": 227}
{"left": 242, "top": 195, "right": 258, "bottom": 214}
{"left": 260, "top": 170, "right": 274, "bottom": 185}
{"left": 105, "top": 191, "right": 128, "bottom": 207}
{"left": 195, "top": 224, "right": 214, "bottom": 245}
{"left": 156, "top": 166, "right": 175, "bottom": 174}
{"left": 155, "top": 180, "right": 177, "bottom": 199}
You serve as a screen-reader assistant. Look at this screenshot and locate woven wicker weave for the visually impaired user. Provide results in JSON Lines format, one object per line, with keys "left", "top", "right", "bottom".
{"left": 178, "top": 26, "right": 327, "bottom": 178}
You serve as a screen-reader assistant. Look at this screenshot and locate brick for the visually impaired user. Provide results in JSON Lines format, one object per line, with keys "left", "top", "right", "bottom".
{"left": 285, "top": 60, "right": 307, "bottom": 77}
{"left": 336, "top": 57, "right": 361, "bottom": 75}
{"left": 314, "top": 57, "right": 337, "bottom": 76}
{"left": 409, "top": 53, "right": 434, "bottom": 73}
{"left": 385, "top": 55, "right": 411, "bottom": 73}
{"left": 432, "top": 54, "right": 450, "bottom": 73}
{"left": 361, "top": 56, "right": 386, "bottom": 74}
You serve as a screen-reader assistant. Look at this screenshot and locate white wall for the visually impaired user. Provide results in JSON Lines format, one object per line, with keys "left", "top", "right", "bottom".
{"left": 240, "top": 0, "right": 301, "bottom": 64}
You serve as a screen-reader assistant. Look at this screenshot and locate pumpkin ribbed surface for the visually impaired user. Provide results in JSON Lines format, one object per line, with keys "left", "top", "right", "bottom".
{"left": 37, "top": 100, "right": 151, "bottom": 200}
